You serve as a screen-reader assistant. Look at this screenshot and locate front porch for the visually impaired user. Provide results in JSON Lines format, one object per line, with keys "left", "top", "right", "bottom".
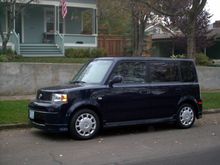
{"left": 1, "top": 1, "right": 97, "bottom": 56}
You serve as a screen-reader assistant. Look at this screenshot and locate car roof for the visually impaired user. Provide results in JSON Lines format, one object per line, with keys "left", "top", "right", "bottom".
{"left": 95, "top": 57, "right": 194, "bottom": 62}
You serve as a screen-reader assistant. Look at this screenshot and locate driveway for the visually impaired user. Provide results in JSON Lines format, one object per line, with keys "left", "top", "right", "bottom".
{"left": 0, "top": 113, "right": 220, "bottom": 165}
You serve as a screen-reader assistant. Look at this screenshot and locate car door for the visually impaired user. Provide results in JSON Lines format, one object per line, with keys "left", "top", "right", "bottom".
{"left": 149, "top": 60, "right": 181, "bottom": 118}
{"left": 100, "top": 61, "right": 152, "bottom": 123}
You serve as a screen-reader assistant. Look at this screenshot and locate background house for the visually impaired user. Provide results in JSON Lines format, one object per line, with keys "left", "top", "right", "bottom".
{"left": 145, "top": 20, "right": 220, "bottom": 59}
{"left": 0, "top": 0, "right": 97, "bottom": 56}
{"left": 206, "top": 21, "right": 220, "bottom": 59}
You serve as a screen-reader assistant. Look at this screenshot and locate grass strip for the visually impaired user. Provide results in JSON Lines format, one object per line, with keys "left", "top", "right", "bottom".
{"left": 0, "top": 100, "right": 29, "bottom": 124}
{"left": 202, "top": 92, "right": 220, "bottom": 110}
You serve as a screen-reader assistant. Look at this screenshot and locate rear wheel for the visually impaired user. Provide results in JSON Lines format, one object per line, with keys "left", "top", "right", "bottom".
{"left": 177, "top": 104, "right": 195, "bottom": 128}
{"left": 69, "top": 109, "right": 100, "bottom": 140}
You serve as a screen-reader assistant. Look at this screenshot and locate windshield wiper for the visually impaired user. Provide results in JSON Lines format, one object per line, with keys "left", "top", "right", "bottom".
{"left": 71, "top": 80, "right": 86, "bottom": 84}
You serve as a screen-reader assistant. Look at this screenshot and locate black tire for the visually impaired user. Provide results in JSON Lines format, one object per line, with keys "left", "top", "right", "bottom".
{"left": 176, "top": 104, "right": 195, "bottom": 129}
{"left": 69, "top": 109, "right": 100, "bottom": 140}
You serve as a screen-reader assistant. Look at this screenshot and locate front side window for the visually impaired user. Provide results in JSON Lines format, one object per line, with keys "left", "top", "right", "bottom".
{"left": 149, "top": 61, "right": 179, "bottom": 82}
{"left": 73, "top": 60, "right": 113, "bottom": 84}
{"left": 110, "top": 61, "right": 147, "bottom": 84}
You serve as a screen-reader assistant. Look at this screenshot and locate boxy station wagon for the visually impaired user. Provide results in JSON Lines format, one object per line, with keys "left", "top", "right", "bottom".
{"left": 29, "top": 57, "right": 202, "bottom": 140}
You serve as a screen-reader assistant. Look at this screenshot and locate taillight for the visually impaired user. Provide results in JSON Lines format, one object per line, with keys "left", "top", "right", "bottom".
{"left": 197, "top": 101, "right": 202, "bottom": 105}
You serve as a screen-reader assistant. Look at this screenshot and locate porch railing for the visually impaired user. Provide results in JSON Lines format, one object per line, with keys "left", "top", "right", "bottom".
{"left": 10, "top": 30, "right": 20, "bottom": 55}
{"left": 64, "top": 34, "right": 97, "bottom": 46}
{"left": 55, "top": 32, "right": 64, "bottom": 55}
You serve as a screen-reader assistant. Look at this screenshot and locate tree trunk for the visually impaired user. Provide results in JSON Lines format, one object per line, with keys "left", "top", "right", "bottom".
{"left": 137, "top": 21, "right": 145, "bottom": 56}
{"left": 187, "top": 21, "right": 196, "bottom": 59}
{"left": 2, "top": 40, "right": 8, "bottom": 53}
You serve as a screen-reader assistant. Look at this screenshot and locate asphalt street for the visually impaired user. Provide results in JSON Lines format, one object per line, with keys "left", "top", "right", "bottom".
{"left": 1, "top": 113, "right": 220, "bottom": 165}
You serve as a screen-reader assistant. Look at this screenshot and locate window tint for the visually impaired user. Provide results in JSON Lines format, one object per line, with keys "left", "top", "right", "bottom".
{"left": 150, "top": 61, "right": 179, "bottom": 82}
{"left": 110, "top": 61, "right": 147, "bottom": 84}
{"left": 180, "top": 61, "right": 197, "bottom": 82}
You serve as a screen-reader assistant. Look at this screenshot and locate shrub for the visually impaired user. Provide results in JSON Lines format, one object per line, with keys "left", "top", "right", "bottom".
{"left": 170, "top": 54, "right": 186, "bottom": 59}
{"left": 195, "top": 53, "right": 211, "bottom": 66}
{"left": 0, "top": 49, "right": 17, "bottom": 62}
{"left": 65, "top": 48, "right": 107, "bottom": 58}
{"left": 0, "top": 54, "right": 9, "bottom": 62}
{"left": 170, "top": 53, "right": 212, "bottom": 66}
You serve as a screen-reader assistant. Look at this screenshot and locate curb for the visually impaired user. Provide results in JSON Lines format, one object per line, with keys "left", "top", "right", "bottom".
{"left": 0, "top": 123, "right": 30, "bottom": 131}
{"left": 0, "top": 109, "right": 220, "bottom": 131}
{"left": 203, "top": 109, "right": 220, "bottom": 114}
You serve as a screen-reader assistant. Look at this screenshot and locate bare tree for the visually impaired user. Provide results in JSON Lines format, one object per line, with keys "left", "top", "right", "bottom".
{"left": 139, "top": 0, "right": 207, "bottom": 59}
{"left": 0, "top": 0, "right": 35, "bottom": 53}
{"left": 126, "top": 0, "right": 156, "bottom": 56}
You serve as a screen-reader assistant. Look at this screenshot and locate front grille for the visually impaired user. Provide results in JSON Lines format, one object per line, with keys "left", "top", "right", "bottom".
{"left": 34, "top": 112, "right": 45, "bottom": 124}
{"left": 37, "top": 91, "right": 52, "bottom": 101}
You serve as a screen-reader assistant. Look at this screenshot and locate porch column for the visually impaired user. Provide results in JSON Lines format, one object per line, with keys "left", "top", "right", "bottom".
{"left": 57, "top": 6, "right": 60, "bottom": 33}
{"left": 13, "top": 3, "right": 16, "bottom": 30}
{"left": 54, "top": 5, "right": 56, "bottom": 33}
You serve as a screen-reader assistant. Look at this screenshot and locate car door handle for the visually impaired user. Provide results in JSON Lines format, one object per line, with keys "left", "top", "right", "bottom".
{"left": 176, "top": 88, "right": 181, "bottom": 94}
{"left": 139, "top": 89, "right": 150, "bottom": 94}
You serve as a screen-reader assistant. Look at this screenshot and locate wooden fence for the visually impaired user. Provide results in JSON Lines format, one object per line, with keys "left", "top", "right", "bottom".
{"left": 98, "top": 35, "right": 131, "bottom": 56}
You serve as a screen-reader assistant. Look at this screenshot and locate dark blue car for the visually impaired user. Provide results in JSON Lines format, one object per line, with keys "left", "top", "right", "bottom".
{"left": 29, "top": 57, "right": 202, "bottom": 140}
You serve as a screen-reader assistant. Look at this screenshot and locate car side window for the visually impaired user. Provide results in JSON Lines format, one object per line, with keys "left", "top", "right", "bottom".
{"left": 180, "top": 61, "right": 197, "bottom": 82}
{"left": 149, "top": 61, "right": 179, "bottom": 82}
{"left": 110, "top": 61, "right": 147, "bottom": 84}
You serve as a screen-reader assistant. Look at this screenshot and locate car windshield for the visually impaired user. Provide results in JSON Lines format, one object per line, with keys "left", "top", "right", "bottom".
{"left": 72, "top": 60, "right": 113, "bottom": 84}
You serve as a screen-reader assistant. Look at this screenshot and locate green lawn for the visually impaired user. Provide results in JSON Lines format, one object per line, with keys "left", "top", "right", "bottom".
{"left": 0, "top": 92, "right": 220, "bottom": 125}
{"left": 0, "top": 100, "right": 29, "bottom": 124}
{"left": 202, "top": 92, "right": 220, "bottom": 110}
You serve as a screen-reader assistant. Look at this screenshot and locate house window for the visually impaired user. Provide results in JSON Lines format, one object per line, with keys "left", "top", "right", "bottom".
{"left": 45, "top": 9, "right": 54, "bottom": 33}
{"left": 81, "top": 9, "right": 93, "bottom": 34}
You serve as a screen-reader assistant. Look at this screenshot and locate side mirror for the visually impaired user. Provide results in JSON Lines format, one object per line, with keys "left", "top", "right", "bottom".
{"left": 109, "top": 75, "right": 123, "bottom": 88}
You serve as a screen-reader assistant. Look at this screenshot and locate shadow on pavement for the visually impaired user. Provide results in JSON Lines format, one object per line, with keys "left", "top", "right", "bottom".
{"left": 30, "top": 122, "right": 182, "bottom": 141}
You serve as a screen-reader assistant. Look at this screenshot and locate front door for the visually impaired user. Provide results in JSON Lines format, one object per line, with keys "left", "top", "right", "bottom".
{"left": 44, "top": 8, "right": 55, "bottom": 43}
{"left": 15, "top": 13, "right": 22, "bottom": 43}
{"left": 101, "top": 61, "right": 151, "bottom": 123}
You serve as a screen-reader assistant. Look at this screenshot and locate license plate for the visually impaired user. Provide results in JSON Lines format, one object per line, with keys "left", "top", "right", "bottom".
{"left": 29, "top": 110, "right": 35, "bottom": 119}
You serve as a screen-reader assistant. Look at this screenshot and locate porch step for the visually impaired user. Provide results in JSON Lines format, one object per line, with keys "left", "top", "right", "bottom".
{"left": 20, "top": 44, "right": 63, "bottom": 57}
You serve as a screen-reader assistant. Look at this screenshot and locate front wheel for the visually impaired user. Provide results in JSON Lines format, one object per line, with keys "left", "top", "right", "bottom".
{"left": 69, "top": 109, "right": 100, "bottom": 140}
{"left": 176, "top": 104, "right": 195, "bottom": 129}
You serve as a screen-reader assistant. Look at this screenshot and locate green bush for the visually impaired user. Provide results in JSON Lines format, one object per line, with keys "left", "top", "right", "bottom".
{"left": 0, "top": 54, "right": 8, "bottom": 62}
{"left": 195, "top": 53, "right": 211, "bottom": 66}
{"left": 170, "top": 53, "right": 212, "bottom": 66}
{"left": 65, "top": 48, "right": 107, "bottom": 58}
{"left": 170, "top": 54, "right": 186, "bottom": 59}
{"left": 0, "top": 49, "right": 17, "bottom": 62}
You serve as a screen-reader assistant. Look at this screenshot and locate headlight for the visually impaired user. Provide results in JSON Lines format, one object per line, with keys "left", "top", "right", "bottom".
{"left": 52, "top": 94, "right": 68, "bottom": 103}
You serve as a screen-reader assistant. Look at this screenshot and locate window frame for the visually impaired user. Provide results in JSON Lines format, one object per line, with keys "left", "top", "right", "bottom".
{"left": 149, "top": 60, "right": 180, "bottom": 84}
{"left": 107, "top": 60, "right": 149, "bottom": 85}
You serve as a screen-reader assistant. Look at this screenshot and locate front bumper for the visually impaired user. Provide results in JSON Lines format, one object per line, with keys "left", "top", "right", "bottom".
{"left": 28, "top": 101, "right": 69, "bottom": 132}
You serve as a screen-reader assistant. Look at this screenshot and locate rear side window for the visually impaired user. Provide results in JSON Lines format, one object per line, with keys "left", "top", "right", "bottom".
{"left": 180, "top": 61, "right": 197, "bottom": 82}
{"left": 149, "top": 61, "right": 179, "bottom": 82}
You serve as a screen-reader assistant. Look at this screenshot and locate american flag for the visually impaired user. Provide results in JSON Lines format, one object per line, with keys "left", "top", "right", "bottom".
{"left": 60, "top": 0, "right": 67, "bottom": 19}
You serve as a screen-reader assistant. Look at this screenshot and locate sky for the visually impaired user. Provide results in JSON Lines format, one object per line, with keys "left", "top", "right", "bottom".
{"left": 206, "top": 0, "right": 220, "bottom": 23}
